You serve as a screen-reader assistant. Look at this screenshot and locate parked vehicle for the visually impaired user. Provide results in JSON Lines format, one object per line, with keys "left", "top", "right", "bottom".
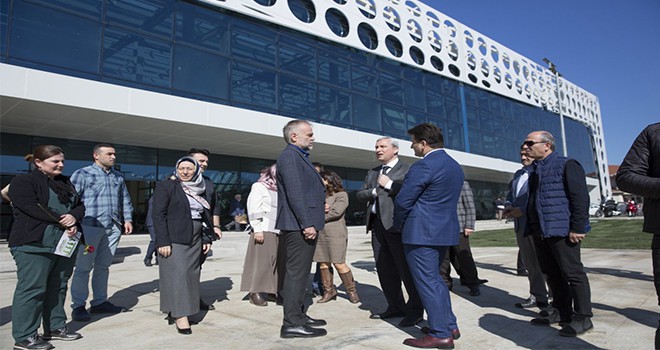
{"left": 602, "top": 199, "right": 621, "bottom": 217}
{"left": 589, "top": 203, "right": 603, "bottom": 218}
{"left": 626, "top": 201, "right": 638, "bottom": 217}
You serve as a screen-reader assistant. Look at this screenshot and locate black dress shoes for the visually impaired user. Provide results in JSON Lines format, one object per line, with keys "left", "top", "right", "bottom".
{"left": 403, "top": 335, "right": 454, "bottom": 349}
{"left": 369, "top": 309, "right": 405, "bottom": 319}
{"left": 559, "top": 317, "right": 593, "bottom": 337}
{"left": 398, "top": 315, "right": 422, "bottom": 327}
{"left": 176, "top": 326, "right": 192, "bottom": 335}
{"left": 515, "top": 296, "right": 537, "bottom": 308}
{"left": 305, "top": 315, "right": 327, "bottom": 327}
{"left": 280, "top": 325, "right": 327, "bottom": 338}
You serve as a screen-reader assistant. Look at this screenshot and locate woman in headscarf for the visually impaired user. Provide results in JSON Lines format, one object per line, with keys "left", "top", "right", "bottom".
{"left": 152, "top": 156, "right": 214, "bottom": 335}
{"left": 314, "top": 170, "right": 360, "bottom": 304}
{"left": 9, "top": 145, "right": 85, "bottom": 350}
{"left": 240, "top": 164, "right": 282, "bottom": 306}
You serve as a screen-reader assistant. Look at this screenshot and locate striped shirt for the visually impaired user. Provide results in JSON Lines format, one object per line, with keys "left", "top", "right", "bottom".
{"left": 71, "top": 163, "right": 133, "bottom": 228}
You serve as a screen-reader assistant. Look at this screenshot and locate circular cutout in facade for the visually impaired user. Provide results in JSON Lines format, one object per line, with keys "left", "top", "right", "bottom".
{"left": 444, "top": 20, "right": 456, "bottom": 37}
{"left": 333, "top": 0, "right": 347, "bottom": 4}
{"left": 428, "top": 30, "right": 441, "bottom": 52}
{"left": 405, "top": 0, "right": 421, "bottom": 17}
{"left": 523, "top": 65, "right": 530, "bottom": 79}
{"left": 468, "top": 73, "right": 478, "bottom": 83}
{"left": 383, "top": 6, "right": 401, "bottom": 31}
{"left": 288, "top": 0, "right": 316, "bottom": 23}
{"left": 515, "top": 78, "right": 523, "bottom": 94}
{"left": 464, "top": 30, "right": 473, "bottom": 47}
{"left": 490, "top": 45, "right": 499, "bottom": 62}
{"left": 385, "top": 35, "right": 403, "bottom": 57}
{"left": 482, "top": 80, "right": 491, "bottom": 88}
{"left": 430, "top": 56, "right": 444, "bottom": 71}
{"left": 478, "top": 37, "right": 487, "bottom": 56}
{"left": 513, "top": 60, "right": 521, "bottom": 75}
{"left": 502, "top": 53, "right": 510, "bottom": 69}
{"left": 409, "top": 46, "right": 424, "bottom": 65}
{"left": 448, "top": 40, "right": 458, "bottom": 61}
{"left": 357, "top": 22, "right": 378, "bottom": 49}
{"left": 325, "top": 8, "right": 349, "bottom": 37}
{"left": 493, "top": 66, "right": 501, "bottom": 83}
{"left": 357, "top": 0, "right": 376, "bottom": 19}
{"left": 254, "top": 0, "right": 276, "bottom": 5}
{"left": 466, "top": 51, "right": 476, "bottom": 70}
{"left": 505, "top": 73, "right": 512, "bottom": 89}
{"left": 426, "top": 11, "right": 440, "bottom": 28}
{"left": 480, "top": 59, "right": 489, "bottom": 77}
{"left": 448, "top": 64, "right": 460, "bottom": 77}
{"left": 407, "top": 19, "right": 422, "bottom": 42}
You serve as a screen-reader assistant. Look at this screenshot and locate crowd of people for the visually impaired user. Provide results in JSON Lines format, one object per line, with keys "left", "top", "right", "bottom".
{"left": 5, "top": 120, "right": 658, "bottom": 350}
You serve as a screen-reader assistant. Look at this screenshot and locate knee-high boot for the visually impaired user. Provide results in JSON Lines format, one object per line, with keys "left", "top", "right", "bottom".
{"left": 339, "top": 270, "right": 360, "bottom": 304}
{"left": 317, "top": 268, "right": 337, "bottom": 303}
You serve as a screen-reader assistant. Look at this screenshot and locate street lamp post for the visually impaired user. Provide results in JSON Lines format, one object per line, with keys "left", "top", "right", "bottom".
{"left": 543, "top": 58, "right": 568, "bottom": 157}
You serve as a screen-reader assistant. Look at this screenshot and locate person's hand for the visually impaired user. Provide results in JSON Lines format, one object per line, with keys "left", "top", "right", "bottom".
{"left": 254, "top": 232, "right": 265, "bottom": 244}
{"left": 569, "top": 232, "right": 586, "bottom": 244}
{"left": 158, "top": 246, "right": 172, "bottom": 257}
{"left": 59, "top": 214, "right": 76, "bottom": 228}
{"left": 303, "top": 227, "right": 317, "bottom": 240}
{"left": 504, "top": 207, "right": 523, "bottom": 218}
{"left": 324, "top": 202, "right": 330, "bottom": 213}
{"left": 202, "top": 243, "right": 211, "bottom": 254}
{"left": 66, "top": 226, "right": 78, "bottom": 237}
{"left": 377, "top": 174, "right": 391, "bottom": 188}
{"left": 214, "top": 227, "right": 223, "bottom": 239}
{"left": 463, "top": 228, "right": 474, "bottom": 237}
{"left": 124, "top": 222, "right": 133, "bottom": 235}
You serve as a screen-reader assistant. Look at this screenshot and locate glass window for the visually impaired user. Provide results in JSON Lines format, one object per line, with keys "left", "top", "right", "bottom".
{"left": 319, "top": 86, "right": 351, "bottom": 126}
{"left": 231, "top": 20, "right": 276, "bottom": 68}
{"left": 318, "top": 49, "right": 349, "bottom": 88}
{"left": 445, "top": 121, "right": 465, "bottom": 151}
{"left": 325, "top": 8, "right": 349, "bottom": 37}
{"left": 381, "top": 103, "right": 407, "bottom": 138}
{"left": 1, "top": 0, "right": 8, "bottom": 57}
{"left": 352, "top": 95, "right": 380, "bottom": 132}
{"left": 279, "top": 37, "right": 317, "bottom": 78}
{"left": 351, "top": 64, "right": 377, "bottom": 96}
{"left": 173, "top": 44, "right": 229, "bottom": 100}
{"left": 106, "top": 0, "right": 174, "bottom": 39}
{"left": 230, "top": 61, "right": 276, "bottom": 109}
{"left": 357, "top": 22, "right": 378, "bottom": 50}
{"left": 403, "top": 80, "right": 426, "bottom": 111}
{"left": 25, "top": 0, "right": 102, "bottom": 19}
{"left": 406, "top": 110, "right": 425, "bottom": 132}
{"left": 279, "top": 74, "right": 317, "bottom": 119}
{"left": 10, "top": 1, "right": 101, "bottom": 74}
{"left": 565, "top": 118, "right": 596, "bottom": 175}
{"left": 288, "top": 0, "right": 316, "bottom": 23}
{"left": 0, "top": 134, "right": 32, "bottom": 175}
{"left": 380, "top": 73, "right": 403, "bottom": 105}
{"left": 175, "top": 1, "right": 230, "bottom": 54}
{"left": 102, "top": 27, "right": 172, "bottom": 88}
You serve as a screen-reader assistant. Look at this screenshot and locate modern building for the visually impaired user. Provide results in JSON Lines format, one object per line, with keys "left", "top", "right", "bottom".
{"left": 0, "top": 0, "right": 609, "bottom": 234}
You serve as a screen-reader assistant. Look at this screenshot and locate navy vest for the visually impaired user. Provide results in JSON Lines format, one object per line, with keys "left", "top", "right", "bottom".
{"left": 533, "top": 152, "right": 571, "bottom": 238}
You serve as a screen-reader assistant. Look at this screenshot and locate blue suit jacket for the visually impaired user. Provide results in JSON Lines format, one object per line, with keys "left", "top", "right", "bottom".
{"left": 506, "top": 167, "right": 530, "bottom": 236}
{"left": 275, "top": 144, "right": 326, "bottom": 231}
{"left": 393, "top": 149, "right": 464, "bottom": 246}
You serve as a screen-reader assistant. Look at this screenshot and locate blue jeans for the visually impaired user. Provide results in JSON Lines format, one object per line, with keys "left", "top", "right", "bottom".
{"left": 404, "top": 244, "right": 457, "bottom": 338}
{"left": 70, "top": 224, "right": 122, "bottom": 309}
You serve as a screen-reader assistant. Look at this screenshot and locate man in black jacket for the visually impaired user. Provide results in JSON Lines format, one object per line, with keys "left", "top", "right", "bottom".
{"left": 616, "top": 122, "right": 660, "bottom": 348}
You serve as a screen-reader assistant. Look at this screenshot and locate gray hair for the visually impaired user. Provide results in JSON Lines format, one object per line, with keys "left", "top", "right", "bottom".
{"left": 376, "top": 136, "right": 399, "bottom": 149}
{"left": 282, "top": 120, "right": 312, "bottom": 144}
{"left": 538, "top": 131, "right": 556, "bottom": 151}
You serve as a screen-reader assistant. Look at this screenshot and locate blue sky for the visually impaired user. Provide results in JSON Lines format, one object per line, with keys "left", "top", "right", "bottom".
{"left": 425, "top": 0, "right": 660, "bottom": 166}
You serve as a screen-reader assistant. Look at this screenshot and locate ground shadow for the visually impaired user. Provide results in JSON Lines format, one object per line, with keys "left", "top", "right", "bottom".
{"left": 0, "top": 305, "right": 11, "bottom": 327}
{"left": 593, "top": 302, "right": 658, "bottom": 328}
{"left": 475, "top": 261, "right": 520, "bottom": 276}
{"left": 112, "top": 246, "right": 142, "bottom": 264}
{"left": 584, "top": 267, "right": 652, "bottom": 283}
{"left": 479, "top": 313, "right": 604, "bottom": 349}
{"left": 200, "top": 276, "right": 233, "bottom": 306}
{"left": 352, "top": 260, "right": 377, "bottom": 274}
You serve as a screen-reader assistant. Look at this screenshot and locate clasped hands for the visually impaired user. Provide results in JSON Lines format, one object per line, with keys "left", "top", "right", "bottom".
{"left": 303, "top": 227, "right": 317, "bottom": 240}
{"left": 59, "top": 213, "right": 77, "bottom": 236}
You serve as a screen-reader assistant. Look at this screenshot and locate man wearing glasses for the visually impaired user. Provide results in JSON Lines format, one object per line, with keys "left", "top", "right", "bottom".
{"left": 523, "top": 131, "right": 593, "bottom": 337}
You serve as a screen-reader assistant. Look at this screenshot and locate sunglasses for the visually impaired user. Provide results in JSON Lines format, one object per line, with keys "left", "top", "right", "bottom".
{"left": 521, "top": 140, "right": 545, "bottom": 148}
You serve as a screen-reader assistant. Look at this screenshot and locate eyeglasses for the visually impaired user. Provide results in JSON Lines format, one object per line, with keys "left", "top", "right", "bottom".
{"left": 521, "top": 140, "right": 545, "bottom": 148}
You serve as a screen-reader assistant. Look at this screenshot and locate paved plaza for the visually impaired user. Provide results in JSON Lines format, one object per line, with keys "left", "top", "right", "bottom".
{"left": 0, "top": 221, "right": 656, "bottom": 349}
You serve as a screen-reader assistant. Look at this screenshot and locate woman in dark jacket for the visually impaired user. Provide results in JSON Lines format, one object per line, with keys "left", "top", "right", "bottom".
{"left": 9, "top": 145, "right": 85, "bottom": 350}
{"left": 152, "top": 156, "right": 213, "bottom": 335}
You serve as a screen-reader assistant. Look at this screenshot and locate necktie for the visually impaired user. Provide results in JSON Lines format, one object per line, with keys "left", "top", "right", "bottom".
{"left": 382, "top": 166, "right": 391, "bottom": 175}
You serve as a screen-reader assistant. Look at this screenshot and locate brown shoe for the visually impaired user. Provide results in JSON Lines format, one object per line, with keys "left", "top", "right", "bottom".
{"left": 317, "top": 268, "right": 338, "bottom": 303}
{"left": 403, "top": 335, "right": 454, "bottom": 349}
{"left": 248, "top": 293, "right": 268, "bottom": 306}
{"left": 339, "top": 270, "right": 360, "bottom": 304}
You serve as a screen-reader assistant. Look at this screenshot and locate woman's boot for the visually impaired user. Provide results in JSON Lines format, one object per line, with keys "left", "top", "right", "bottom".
{"left": 317, "top": 268, "right": 337, "bottom": 303}
{"left": 339, "top": 270, "right": 360, "bottom": 304}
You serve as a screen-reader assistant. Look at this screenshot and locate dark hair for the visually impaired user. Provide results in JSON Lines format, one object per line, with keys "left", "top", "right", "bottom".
{"left": 407, "top": 123, "right": 444, "bottom": 148}
{"left": 93, "top": 143, "right": 114, "bottom": 153}
{"left": 33, "top": 145, "right": 64, "bottom": 161}
{"left": 188, "top": 148, "right": 210, "bottom": 157}
{"left": 321, "top": 170, "right": 344, "bottom": 195}
{"left": 312, "top": 162, "right": 324, "bottom": 173}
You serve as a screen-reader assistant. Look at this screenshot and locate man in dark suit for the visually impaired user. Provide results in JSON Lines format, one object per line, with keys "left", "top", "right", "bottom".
{"left": 275, "top": 119, "right": 328, "bottom": 338}
{"left": 394, "top": 123, "right": 464, "bottom": 349}
{"left": 356, "top": 137, "right": 423, "bottom": 327}
{"left": 188, "top": 148, "right": 221, "bottom": 311}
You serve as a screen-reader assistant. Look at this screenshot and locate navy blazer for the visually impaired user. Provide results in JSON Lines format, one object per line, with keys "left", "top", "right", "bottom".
{"left": 393, "top": 149, "right": 464, "bottom": 246}
{"left": 152, "top": 178, "right": 214, "bottom": 248}
{"left": 506, "top": 167, "right": 530, "bottom": 235}
{"left": 275, "top": 144, "right": 326, "bottom": 231}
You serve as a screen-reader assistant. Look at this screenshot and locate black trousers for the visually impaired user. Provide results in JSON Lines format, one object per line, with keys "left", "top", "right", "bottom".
{"left": 531, "top": 226, "right": 592, "bottom": 320}
{"left": 440, "top": 233, "right": 479, "bottom": 288}
{"left": 650, "top": 234, "right": 660, "bottom": 349}
{"left": 372, "top": 216, "right": 423, "bottom": 318}
{"left": 278, "top": 230, "right": 317, "bottom": 326}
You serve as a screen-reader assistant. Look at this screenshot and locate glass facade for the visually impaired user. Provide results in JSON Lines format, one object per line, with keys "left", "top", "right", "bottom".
{"left": 1, "top": 0, "right": 600, "bottom": 232}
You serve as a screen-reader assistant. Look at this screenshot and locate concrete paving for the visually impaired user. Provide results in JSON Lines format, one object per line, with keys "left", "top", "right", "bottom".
{"left": 0, "top": 222, "right": 656, "bottom": 349}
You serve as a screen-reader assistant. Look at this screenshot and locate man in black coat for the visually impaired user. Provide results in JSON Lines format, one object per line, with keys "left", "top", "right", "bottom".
{"left": 275, "top": 119, "right": 327, "bottom": 338}
{"left": 616, "top": 122, "right": 660, "bottom": 348}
